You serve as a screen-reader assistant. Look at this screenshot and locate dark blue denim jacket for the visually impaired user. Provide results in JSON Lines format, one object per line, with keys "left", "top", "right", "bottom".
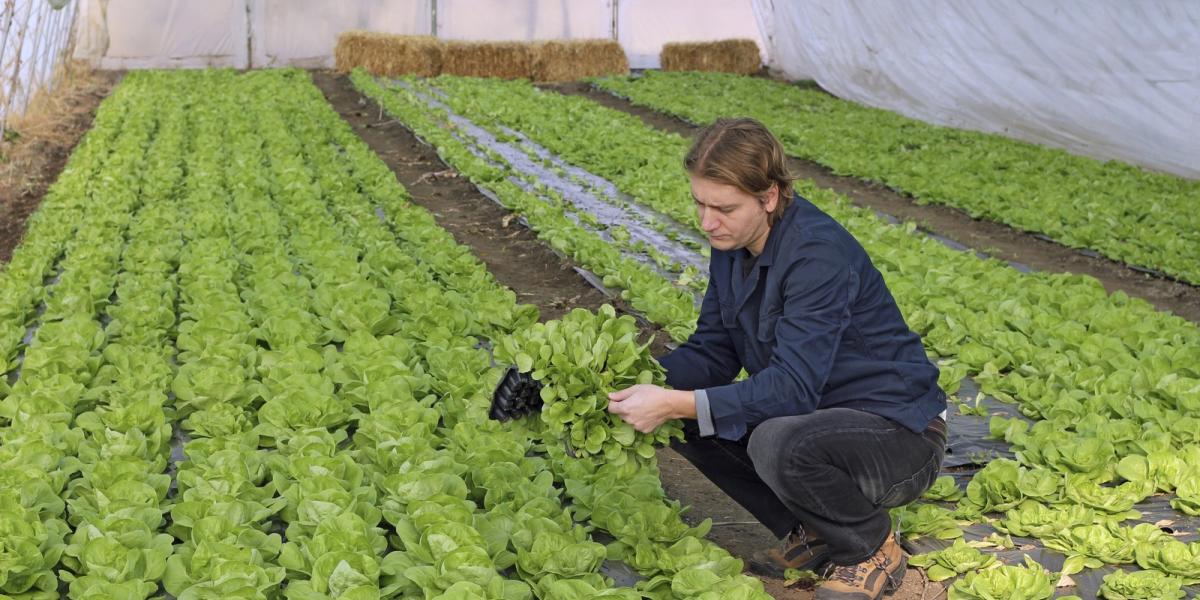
{"left": 658, "top": 194, "right": 946, "bottom": 441}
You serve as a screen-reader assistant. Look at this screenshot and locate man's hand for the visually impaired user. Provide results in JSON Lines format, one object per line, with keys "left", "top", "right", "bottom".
{"left": 607, "top": 384, "right": 696, "bottom": 433}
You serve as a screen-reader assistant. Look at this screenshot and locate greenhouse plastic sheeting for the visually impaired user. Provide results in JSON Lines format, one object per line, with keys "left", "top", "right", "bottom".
{"left": 73, "top": 0, "right": 767, "bottom": 70}
{"left": 0, "top": 0, "right": 79, "bottom": 133}
{"left": 251, "top": 0, "right": 431, "bottom": 68}
{"left": 75, "top": 0, "right": 249, "bottom": 68}
{"left": 617, "top": 0, "right": 765, "bottom": 69}
{"left": 752, "top": 0, "right": 1200, "bottom": 178}
{"left": 435, "top": 0, "right": 611, "bottom": 43}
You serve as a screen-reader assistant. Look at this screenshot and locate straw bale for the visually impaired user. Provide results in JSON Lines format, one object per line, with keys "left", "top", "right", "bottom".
{"left": 335, "top": 31, "right": 441, "bottom": 77}
{"left": 660, "top": 39, "right": 762, "bottom": 74}
{"left": 441, "top": 41, "right": 535, "bottom": 79}
{"left": 531, "top": 39, "right": 629, "bottom": 82}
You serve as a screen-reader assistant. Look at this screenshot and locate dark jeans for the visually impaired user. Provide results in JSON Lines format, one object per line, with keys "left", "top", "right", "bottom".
{"left": 670, "top": 407, "right": 946, "bottom": 565}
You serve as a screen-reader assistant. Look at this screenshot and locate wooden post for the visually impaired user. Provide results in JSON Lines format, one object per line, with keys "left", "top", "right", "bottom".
{"left": 611, "top": 0, "right": 618, "bottom": 41}
{"left": 430, "top": 0, "right": 438, "bottom": 38}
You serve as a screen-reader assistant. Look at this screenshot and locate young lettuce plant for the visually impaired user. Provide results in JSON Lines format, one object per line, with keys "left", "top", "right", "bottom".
{"left": 947, "top": 555, "right": 1054, "bottom": 600}
{"left": 909, "top": 539, "right": 998, "bottom": 582}
{"left": 1042, "top": 521, "right": 1170, "bottom": 575}
{"left": 0, "top": 489, "right": 69, "bottom": 598}
{"left": 494, "top": 305, "right": 683, "bottom": 464}
{"left": 992, "top": 500, "right": 1099, "bottom": 539}
{"left": 1098, "top": 569, "right": 1186, "bottom": 600}
{"left": 955, "top": 459, "right": 1062, "bottom": 518}
{"left": 1169, "top": 473, "right": 1200, "bottom": 516}
{"left": 1134, "top": 538, "right": 1200, "bottom": 583}
{"left": 1116, "top": 451, "right": 1189, "bottom": 493}
{"left": 891, "top": 503, "right": 963, "bottom": 541}
{"left": 923, "top": 475, "right": 964, "bottom": 502}
{"left": 634, "top": 536, "right": 769, "bottom": 600}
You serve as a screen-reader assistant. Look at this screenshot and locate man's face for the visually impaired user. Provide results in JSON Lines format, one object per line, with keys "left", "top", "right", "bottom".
{"left": 690, "top": 176, "right": 777, "bottom": 255}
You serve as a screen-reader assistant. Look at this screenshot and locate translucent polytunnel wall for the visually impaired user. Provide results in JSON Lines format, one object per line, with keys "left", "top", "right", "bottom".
{"left": 71, "top": 0, "right": 765, "bottom": 70}
{"left": 0, "top": 0, "right": 79, "bottom": 137}
{"left": 753, "top": 0, "right": 1200, "bottom": 178}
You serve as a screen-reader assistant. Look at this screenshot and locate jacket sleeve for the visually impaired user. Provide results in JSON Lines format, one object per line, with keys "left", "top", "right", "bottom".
{"left": 657, "top": 279, "right": 742, "bottom": 392}
{"left": 704, "top": 241, "right": 857, "bottom": 440}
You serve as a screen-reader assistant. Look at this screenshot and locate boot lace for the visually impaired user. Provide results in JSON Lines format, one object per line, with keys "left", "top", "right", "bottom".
{"left": 828, "top": 562, "right": 867, "bottom": 586}
{"left": 873, "top": 548, "right": 903, "bottom": 589}
{"left": 785, "top": 529, "right": 804, "bottom": 548}
{"left": 825, "top": 549, "right": 896, "bottom": 587}
{"left": 786, "top": 526, "right": 822, "bottom": 549}
{"left": 778, "top": 527, "right": 806, "bottom": 553}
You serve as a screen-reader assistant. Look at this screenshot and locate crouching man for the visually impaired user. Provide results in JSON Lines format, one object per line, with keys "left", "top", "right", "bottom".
{"left": 608, "top": 118, "right": 947, "bottom": 600}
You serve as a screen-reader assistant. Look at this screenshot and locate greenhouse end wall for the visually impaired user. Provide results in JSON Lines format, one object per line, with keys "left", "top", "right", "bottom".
{"left": 73, "top": 0, "right": 765, "bottom": 70}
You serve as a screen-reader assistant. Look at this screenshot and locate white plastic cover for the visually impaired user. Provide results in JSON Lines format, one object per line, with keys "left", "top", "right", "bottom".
{"left": 752, "top": 0, "right": 1200, "bottom": 178}
{"left": 76, "top": 0, "right": 248, "bottom": 68}
{"left": 619, "top": 0, "right": 765, "bottom": 69}
{"left": 251, "top": 0, "right": 431, "bottom": 68}
{"left": 72, "top": 0, "right": 767, "bottom": 71}
{"left": 436, "top": 0, "right": 611, "bottom": 42}
{"left": 1, "top": 0, "right": 79, "bottom": 133}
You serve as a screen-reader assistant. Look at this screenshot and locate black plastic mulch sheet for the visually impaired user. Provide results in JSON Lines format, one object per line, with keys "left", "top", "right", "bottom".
{"left": 941, "top": 376, "right": 1022, "bottom": 468}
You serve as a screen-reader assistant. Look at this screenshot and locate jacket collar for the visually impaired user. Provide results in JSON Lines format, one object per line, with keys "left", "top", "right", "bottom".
{"left": 759, "top": 194, "right": 804, "bottom": 267}
{"left": 730, "top": 196, "right": 800, "bottom": 313}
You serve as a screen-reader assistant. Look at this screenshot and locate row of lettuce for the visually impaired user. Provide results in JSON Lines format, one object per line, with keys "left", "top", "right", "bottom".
{"left": 350, "top": 72, "right": 1200, "bottom": 599}
{"left": 593, "top": 71, "right": 1200, "bottom": 285}
{"left": 0, "top": 70, "right": 171, "bottom": 599}
{"left": 0, "top": 68, "right": 771, "bottom": 600}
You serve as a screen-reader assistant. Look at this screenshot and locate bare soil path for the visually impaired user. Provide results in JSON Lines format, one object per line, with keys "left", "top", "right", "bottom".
{"left": 545, "top": 81, "right": 1200, "bottom": 326}
{"left": 313, "top": 70, "right": 942, "bottom": 600}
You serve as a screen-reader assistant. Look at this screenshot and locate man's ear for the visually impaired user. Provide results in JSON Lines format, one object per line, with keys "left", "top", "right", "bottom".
{"left": 762, "top": 183, "right": 779, "bottom": 214}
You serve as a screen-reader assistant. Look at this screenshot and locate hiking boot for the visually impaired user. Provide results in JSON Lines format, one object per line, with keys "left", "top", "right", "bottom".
{"left": 815, "top": 533, "right": 906, "bottom": 599}
{"left": 748, "top": 527, "right": 831, "bottom": 579}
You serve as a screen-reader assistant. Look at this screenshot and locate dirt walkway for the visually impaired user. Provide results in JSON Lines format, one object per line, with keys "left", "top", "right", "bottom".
{"left": 0, "top": 69, "right": 119, "bottom": 264}
{"left": 312, "top": 70, "right": 945, "bottom": 600}
{"left": 545, "top": 82, "right": 1200, "bottom": 326}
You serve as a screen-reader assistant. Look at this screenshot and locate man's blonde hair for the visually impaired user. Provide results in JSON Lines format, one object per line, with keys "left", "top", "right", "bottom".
{"left": 684, "top": 117, "right": 795, "bottom": 225}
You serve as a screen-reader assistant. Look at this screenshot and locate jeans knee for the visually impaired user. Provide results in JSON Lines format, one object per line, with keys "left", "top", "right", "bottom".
{"left": 747, "top": 417, "right": 791, "bottom": 482}
{"left": 746, "top": 418, "right": 776, "bottom": 464}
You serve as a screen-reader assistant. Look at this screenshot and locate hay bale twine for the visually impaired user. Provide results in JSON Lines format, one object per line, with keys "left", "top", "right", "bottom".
{"left": 531, "top": 39, "right": 629, "bottom": 82}
{"left": 335, "top": 31, "right": 441, "bottom": 77}
{"left": 442, "top": 41, "right": 534, "bottom": 79}
{"left": 660, "top": 39, "right": 762, "bottom": 74}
